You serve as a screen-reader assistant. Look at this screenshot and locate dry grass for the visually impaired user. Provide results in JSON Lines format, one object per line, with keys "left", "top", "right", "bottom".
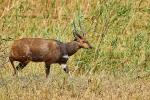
{"left": 0, "top": 67, "right": 150, "bottom": 100}
{"left": 0, "top": 0, "right": 150, "bottom": 99}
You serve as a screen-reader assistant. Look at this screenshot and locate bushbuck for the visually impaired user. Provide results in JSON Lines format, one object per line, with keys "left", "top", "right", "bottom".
{"left": 9, "top": 24, "right": 92, "bottom": 78}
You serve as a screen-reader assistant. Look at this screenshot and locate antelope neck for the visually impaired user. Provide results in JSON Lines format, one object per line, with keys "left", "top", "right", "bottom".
{"left": 65, "top": 41, "right": 80, "bottom": 56}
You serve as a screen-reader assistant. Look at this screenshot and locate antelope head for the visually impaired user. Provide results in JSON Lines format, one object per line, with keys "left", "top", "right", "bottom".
{"left": 73, "top": 21, "right": 93, "bottom": 49}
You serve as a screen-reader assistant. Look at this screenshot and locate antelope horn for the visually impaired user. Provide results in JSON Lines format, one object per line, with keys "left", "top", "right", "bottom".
{"left": 78, "top": 19, "right": 86, "bottom": 36}
{"left": 72, "top": 21, "right": 83, "bottom": 39}
{"left": 73, "top": 21, "right": 77, "bottom": 38}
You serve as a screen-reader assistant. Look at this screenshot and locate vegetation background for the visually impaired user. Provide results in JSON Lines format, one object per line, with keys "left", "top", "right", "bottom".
{"left": 0, "top": 0, "right": 150, "bottom": 99}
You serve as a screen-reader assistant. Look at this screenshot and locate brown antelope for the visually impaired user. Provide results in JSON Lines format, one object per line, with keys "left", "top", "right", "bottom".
{"left": 9, "top": 23, "right": 92, "bottom": 78}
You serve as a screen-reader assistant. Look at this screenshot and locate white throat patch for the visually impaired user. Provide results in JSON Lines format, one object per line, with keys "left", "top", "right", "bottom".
{"left": 62, "top": 55, "right": 69, "bottom": 59}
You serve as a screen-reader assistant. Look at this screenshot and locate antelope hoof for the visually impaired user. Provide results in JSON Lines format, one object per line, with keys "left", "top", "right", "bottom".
{"left": 13, "top": 72, "right": 18, "bottom": 76}
{"left": 16, "top": 66, "right": 20, "bottom": 70}
{"left": 61, "top": 64, "right": 69, "bottom": 73}
{"left": 63, "top": 68, "right": 69, "bottom": 73}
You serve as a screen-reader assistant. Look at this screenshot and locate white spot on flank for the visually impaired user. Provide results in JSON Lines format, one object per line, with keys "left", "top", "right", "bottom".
{"left": 61, "top": 64, "right": 67, "bottom": 69}
{"left": 62, "top": 55, "right": 69, "bottom": 59}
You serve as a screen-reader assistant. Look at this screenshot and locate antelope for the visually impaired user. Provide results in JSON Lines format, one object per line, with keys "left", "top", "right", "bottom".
{"left": 9, "top": 23, "right": 92, "bottom": 78}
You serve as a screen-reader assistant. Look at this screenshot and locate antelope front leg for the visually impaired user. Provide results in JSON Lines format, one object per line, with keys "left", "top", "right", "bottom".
{"left": 61, "top": 63, "right": 69, "bottom": 73}
{"left": 45, "top": 63, "right": 51, "bottom": 78}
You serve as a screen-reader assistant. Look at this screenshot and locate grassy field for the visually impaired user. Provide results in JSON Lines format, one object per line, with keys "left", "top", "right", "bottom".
{"left": 0, "top": 0, "right": 150, "bottom": 99}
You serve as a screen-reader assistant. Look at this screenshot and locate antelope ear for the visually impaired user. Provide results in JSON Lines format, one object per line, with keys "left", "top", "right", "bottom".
{"left": 74, "top": 35, "right": 80, "bottom": 41}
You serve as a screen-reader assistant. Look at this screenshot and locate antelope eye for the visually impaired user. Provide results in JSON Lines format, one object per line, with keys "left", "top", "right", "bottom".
{"left": 82, "top": 41, "right": 85, "bottom": 43}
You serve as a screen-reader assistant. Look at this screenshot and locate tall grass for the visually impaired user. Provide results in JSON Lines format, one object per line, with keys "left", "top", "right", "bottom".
{"left": 0, "top": 0, "right": 150, "bottom": 99}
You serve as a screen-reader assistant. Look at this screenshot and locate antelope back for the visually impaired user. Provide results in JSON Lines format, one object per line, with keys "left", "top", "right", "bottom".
{"left": 10, "top": 38, "right": 61, "bottom": 62}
